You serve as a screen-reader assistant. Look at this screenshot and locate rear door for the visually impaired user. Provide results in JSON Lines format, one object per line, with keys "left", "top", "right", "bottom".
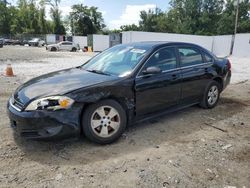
{"left": 178, "top": 46, "right": 213, "bottom": 104}
{"left": 135, "top": 46, "right": 182, "bottom": 116}
{"left": 60, "top": 42, "right": 72, "bottom": 51}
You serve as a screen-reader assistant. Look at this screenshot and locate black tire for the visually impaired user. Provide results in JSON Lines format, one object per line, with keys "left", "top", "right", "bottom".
{"left": 82, "top": 99, "right": 127, "bottom": 144}
{"left": 71, "top": 47, "right": 77, "bottom": 52}
{"left": 51, "top": 47, "right": 57, "bottom": 51}
{"left": 200, "top": 81, "right": 221, "bottom": 109}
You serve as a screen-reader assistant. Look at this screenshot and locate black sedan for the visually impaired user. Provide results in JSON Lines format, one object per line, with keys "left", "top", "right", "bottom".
{"left": 7, "top": 42, "right": 231, "bottom": 144}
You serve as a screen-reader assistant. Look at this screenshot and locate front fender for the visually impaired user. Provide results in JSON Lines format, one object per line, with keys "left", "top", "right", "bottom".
{"left": 66, "top": 79, "right": 136, "bottom": 122}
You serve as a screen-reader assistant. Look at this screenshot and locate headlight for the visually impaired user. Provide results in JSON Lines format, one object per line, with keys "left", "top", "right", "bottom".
{"left": 25, "top": 96, "right": 74, "bottom": 111}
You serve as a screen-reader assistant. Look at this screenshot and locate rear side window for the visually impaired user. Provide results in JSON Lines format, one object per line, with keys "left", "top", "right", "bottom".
{"left": 204, "top": 53, "right": 213, "bottom": 63}
{"left": 143, "top": 47, "right": 177, "bottom": 72}
{"left": 178, "top": 47, "right": 203, "bottom": 67}
{"left": 62, "top": 42, "right": 72, "bottom": 45}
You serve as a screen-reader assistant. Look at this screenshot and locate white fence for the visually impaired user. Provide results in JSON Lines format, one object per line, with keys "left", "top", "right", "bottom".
{"left": 122, "top": 31, "right": 250, "bottom": 57}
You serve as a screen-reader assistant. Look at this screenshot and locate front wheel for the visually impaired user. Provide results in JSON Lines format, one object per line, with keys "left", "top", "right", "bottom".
{"left": 200, "top": 81, "right": 221, "bottom": 109}
{"left": 51, "top": 47, "right": 57, "bottom": 51}
{"left": 82, "top": 99, "right": 127, "bottom": 144}
{"left": 71, "top": 47, "right": 77, "bottom": 52}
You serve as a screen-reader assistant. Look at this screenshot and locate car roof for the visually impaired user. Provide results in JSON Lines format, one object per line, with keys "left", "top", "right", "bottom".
{"left": 123, "top": 41, "right": 203, "bottom": 48}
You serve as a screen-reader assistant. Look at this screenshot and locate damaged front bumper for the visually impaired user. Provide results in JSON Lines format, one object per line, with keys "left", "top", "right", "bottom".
{"left": 7, "top": 100, "right": 83, "bottom": 140}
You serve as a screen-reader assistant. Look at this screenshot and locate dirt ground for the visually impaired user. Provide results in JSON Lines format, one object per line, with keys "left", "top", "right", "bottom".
{"left": 0, "top": 46, "right": 249, "bottom": 188}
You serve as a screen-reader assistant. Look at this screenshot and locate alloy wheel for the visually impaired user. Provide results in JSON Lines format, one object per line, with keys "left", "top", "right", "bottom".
{"left": 207, "top": 85, "right": 219, "bottom": 106}
{"left": 90, "top": 105, "right": 120, "bottom": 138}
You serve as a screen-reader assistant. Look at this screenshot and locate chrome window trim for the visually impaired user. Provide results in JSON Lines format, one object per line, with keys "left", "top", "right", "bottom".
{"left": 136, "top": 44, "right": 214, "bottom": 79}
{"left": 136, "top": 62, "right": 213, "bottom": 79}
{"left": 180, "top": 62, "right": 213, "bottom": 70}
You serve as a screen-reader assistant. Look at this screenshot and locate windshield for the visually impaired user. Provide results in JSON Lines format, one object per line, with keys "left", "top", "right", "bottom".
{"left": 82, "top": 44, "right": 151, "bottom": 77}
{"left": 31, "top": 38, "right": 39, "bottom": 41}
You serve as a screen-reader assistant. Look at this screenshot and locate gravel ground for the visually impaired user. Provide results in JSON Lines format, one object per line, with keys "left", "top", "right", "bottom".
{"left": 0, "top": 46, "right": 249, "bottom": 188}
{"left": 0, "top": 46, "right": 94, "bottom": 82}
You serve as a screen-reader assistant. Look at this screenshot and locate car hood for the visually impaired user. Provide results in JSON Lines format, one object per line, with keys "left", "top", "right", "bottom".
{"left": 14, "top": 68, "right": 118, "bottom": 105}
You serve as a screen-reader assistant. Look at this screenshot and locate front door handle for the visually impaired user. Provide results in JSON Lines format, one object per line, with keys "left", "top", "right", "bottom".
{"left": 205, "top": 68, "right": 208, "bottom": 72}
{"left": 172, "top": 74, "right": 177, "bottom": 80}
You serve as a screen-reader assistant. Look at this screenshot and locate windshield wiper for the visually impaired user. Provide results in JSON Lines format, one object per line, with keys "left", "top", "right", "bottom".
{"left": 86, "top": 69, "right": 111, "bottom": 76}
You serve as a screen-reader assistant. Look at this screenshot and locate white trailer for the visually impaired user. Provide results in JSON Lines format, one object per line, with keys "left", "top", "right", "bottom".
{"left": 46, "top": 34, "right": 56, "bottom": 45}
{"left": 73, "top": 36, "right": 87, "bottom": 49}
{"left": 122, "top": 31, "right": 213, "bottom": 51}
{"left": 88, "top": 34, "right": 109, "bottom": 52}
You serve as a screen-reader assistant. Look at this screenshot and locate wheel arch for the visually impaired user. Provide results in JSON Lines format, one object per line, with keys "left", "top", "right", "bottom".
{"left": 79, "top": 96, "right": 134, "bottom": 135}
{"left": 213, "top": 77, "right": 223, "bottom": 92}
{"left": 51, "top": 46, "right": 57, "bottom": 51}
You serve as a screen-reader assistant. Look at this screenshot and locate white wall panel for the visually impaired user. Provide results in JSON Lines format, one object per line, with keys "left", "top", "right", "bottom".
{"left": 233, "top": 33, "right": 250, "bottom": 57}
{"left": 73, "top": 36, "right": 87, "bottom": 49}
{"left": 46, "top": 34, "right": 56, "bottom": 44}
{"left": 122, "top": 31, "right": 213, "bottom": 51}
{"left": 212, "top": 35, "right": 232, "bottom": 57}
{"left": 121, "top": 31, "right": 250, "bottom": 58}
{"left": 93, "top": 34, "right": 109, "bottom": 52}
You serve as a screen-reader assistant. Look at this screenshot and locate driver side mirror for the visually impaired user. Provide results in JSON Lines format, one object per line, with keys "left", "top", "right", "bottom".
{"left": 142, "top": 66, "right": 162, "bottom": 75}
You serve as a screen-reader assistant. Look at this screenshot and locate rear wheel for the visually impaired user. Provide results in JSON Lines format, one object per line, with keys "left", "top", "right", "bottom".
{"left": 82, "top": 100, "right": 127, "bottom": 144}
{"left": 200, "top": 81, "right": 220, "bottom": 109}
{"left": 71, "top": 47, "right": 77, "bottom": 52}
{"left": 51, "top": 47, "right": 57, "bottom": 51}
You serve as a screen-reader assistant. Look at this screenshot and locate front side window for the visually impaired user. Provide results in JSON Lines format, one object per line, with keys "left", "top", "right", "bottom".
{"left": 82, "top": 45, "right": 150, "bottom": 77}
{"left": 178, "top": 47, "right": 203, "bottom": 67}
{"left": 142, "top": 47, "right": 177, "bottom": 72}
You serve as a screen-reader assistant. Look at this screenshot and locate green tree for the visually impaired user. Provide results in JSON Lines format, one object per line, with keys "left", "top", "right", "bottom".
{"left": 237, "top": 0, "right": 250, "bottom": 33}
{"left": 46, "top": 0, "right": 65, "bottom": 34}
{"left": 139, "top": 9, "right": 157, "bottom": 32}
{"left": 0, "top": 0, "right": 17, "bottom": 35}
{"left": 13, "top": 0, "right": 42, "bottom": 34}
{"left": 120, "top": 24, "right": 140, "bottom": 31}
{"left": 197, "top": 0, "right": 224, "bottom": 35}
{"left": 69, "top": 4, "right": 105, "bottom": 35}
{"left": 29, "top": 1, "right": 41, "bottom": 34}
{"left": 38, "top": 0, "right": 48, "bottom": 34}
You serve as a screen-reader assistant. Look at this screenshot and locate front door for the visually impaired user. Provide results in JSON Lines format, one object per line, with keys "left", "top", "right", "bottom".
{"left": 135, "top": 47, "right": 182, "bottom": 116}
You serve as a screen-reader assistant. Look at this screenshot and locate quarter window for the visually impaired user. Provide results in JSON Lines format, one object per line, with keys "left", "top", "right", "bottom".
{"left": 204, "top": 53, "right": 213, "bottom": 63}
{"left": 143, "top": 47, "right": 177, "bottom": 72}
{"left": 178, "top": 47, "right": 203, "bottom": 67}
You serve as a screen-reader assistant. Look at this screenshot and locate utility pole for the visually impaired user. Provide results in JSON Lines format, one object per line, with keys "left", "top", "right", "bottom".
{"left": 230, "top": 0, "right": 240, "bottom": 55}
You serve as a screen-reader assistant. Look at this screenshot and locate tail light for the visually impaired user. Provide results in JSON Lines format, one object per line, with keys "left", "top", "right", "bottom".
{"left": 227, "top": 59, "right": 231, "bottom": 71}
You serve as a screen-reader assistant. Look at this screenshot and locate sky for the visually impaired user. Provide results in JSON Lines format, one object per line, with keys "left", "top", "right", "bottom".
{"left": 10, "top": 0, "right": 171, "bottom": 29}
